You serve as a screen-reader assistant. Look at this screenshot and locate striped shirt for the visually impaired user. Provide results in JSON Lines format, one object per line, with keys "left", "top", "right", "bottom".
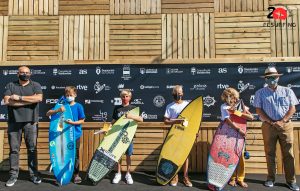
{"left": 253, "top": 85, "right": 299, "bottom": 121}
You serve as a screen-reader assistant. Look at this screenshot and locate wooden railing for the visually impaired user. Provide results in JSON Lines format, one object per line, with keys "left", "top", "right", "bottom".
{"left": 0, "top": 121, "right": 299, "bottom": 174}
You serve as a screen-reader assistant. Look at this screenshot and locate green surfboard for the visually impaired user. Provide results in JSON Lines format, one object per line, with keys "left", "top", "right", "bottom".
{"left": 87, "top": 107, "right": 139, "bottom": 185}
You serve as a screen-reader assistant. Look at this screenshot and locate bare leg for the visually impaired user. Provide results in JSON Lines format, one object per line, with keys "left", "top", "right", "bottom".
{"left": 126, "top": 155, "right": 131, "bottom": 173}
{"left": 183, "top": 158, "right": 189, "bottom": 177}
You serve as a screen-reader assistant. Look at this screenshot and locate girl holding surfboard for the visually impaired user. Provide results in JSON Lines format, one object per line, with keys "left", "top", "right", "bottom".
{"left": 220, "top": 88, "right": 254, "bottom": 188}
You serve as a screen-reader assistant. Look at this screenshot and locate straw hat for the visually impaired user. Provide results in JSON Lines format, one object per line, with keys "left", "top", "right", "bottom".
{"left": 260, "top": 67, "right": 283, "bottom": 78}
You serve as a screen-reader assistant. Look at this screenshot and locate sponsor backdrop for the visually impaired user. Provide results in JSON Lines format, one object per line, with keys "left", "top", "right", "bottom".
{"left": 0, "top": 63, "right": 300, "bottom": 122}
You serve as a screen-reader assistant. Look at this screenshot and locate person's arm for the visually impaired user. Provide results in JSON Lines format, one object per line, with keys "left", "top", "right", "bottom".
{"left": 225, "top": 118, "right": 246, "bottom": 137}
{"left": 4, "top": 95, "right": 33, "bottom": 107}
{"left": 255, "top": 108, "right": 273, "bottom": 124}
{"left": 125, "top": 113, "right": 143, "bottom": 122}
{"left": 164, "top": 117, "right": 184, "bottom": 125}
{"left": 46, "top": 106, "right": 65, "bottom": 117}
{"left": 65, "top": 118, "right": 85, "bottom": 125}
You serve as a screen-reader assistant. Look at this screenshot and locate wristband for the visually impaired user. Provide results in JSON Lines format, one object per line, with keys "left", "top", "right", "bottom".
{"left": 19, "top": 96, "right": 22, "bottom": 101}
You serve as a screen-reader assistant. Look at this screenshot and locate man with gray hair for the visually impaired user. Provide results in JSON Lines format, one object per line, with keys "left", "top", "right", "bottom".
{"left": 253, "top": 67, "right": 299, "bottom": 191}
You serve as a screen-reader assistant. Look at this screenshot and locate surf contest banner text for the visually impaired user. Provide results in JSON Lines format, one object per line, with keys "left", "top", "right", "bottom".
{"left": 0, "top": 63, "right": 300, "bottom": 122}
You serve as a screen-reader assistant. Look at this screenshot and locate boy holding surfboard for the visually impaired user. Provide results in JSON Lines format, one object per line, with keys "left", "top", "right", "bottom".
{"left": 110, "top": 89, "right": 143, "bottom": 185}
{"left": 163, "top": 85, "right": 193, "bottom": 187}
{"left": 220, "top": 88, "right": 253, "bottom": 188}
{"left": 46, "top": 86, "right": 85, "bottom": 184}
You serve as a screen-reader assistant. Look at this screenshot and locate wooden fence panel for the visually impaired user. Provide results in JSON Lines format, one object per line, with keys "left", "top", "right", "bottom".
{"left": 59, "top": 0, "right": 110, "bottom": 15}
{"left": 8, "top": 0, "right": 58, "bottom": 15}
{"left": 0, "top": 16, "right": 7, "bottom": 61}
{"left": 59, "top": 15, "right": 109, "bottom": 61}
{"left": 215, "top": 12, "right": 271, "bottom": 58}
{"left": 7, "top": 16, "right": 59, "bottom": 61}
{"left": 110, "top": 15, "right": 162, "bottom": 60}
{"left": 0, "top": 0, "right": 8, "bottom": 15}
{"left": 215, "top": 0, "right": 268, "bottom": 12}
{"left": 111, "top": 0, "right": 161, "bottom": 15}
{"left": 161, "top": 0, "right": 214, "bottom": 14}
{"left": 162, "top": 13, "right": 215, "bottom": 59}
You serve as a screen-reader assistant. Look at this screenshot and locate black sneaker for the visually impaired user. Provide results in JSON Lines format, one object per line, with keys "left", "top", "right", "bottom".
{"left": 6, "top": 177, "right": 17, "bottom": 187}
{"left": 264, "top": 180, "right": 274, "bottom": 187}
{"left": 30, "top": 176, "right": 42, "bottom": 184}
{"left": 287, "top": 183, "right": 300, "bottom": 191}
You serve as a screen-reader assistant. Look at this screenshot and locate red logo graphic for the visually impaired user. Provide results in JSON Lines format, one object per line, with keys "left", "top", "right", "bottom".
{"left": 267, "top": 7, "right": 288, "bottom": 20}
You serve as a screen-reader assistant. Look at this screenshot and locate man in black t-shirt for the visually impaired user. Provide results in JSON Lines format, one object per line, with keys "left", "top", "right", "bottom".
{"left": 3, "top": 66, "right": 43, "bottom": 187}
{"left": 111, "top": 89, "right": 143, "bottom": 185}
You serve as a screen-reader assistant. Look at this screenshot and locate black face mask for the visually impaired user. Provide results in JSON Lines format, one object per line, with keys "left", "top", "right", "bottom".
{"left": 18, "top": 74, "right": 30, "bottom": 81}
{"left": 173, "top": 94, "right": 182, "bottom": 101}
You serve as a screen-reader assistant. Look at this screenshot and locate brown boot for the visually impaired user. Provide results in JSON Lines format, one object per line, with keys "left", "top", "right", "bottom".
{"left": 183, "top": 176, "right": 193, "bottom": 187}
{"left": 170, "top": 174, "right": 178, "bottom": 186}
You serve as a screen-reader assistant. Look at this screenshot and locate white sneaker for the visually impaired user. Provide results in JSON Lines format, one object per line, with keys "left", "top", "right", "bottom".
{"left": 125, "top": 173, "right": 133, "bottom": 185}
{"left": 112, "top": 173, "right": 121, "bottom": 184}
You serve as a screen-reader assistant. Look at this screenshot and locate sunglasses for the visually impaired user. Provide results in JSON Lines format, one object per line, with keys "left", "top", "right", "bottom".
{"left": 265, "top": 76, "right": 277, "bottom": 80}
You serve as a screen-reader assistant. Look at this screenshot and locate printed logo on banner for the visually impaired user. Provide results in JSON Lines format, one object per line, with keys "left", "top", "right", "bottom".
{"left": 140, "top": 85, "right": 159, "bottom": 90}
{"left": 94, "top": 82, "right": 111, "bottom": 94}
{"left": 237, "top": 65, "right": 259, "bottom": 74}
{"left": 288, "top": 84, "right": 300, "bottom": 89}
{"left": 79, "top": 69, "right": 88, "bottom": 75}
{"left": 190, "top": 67, "right": 211, "bottom": 75}
{"left": 30, "top": 69, "right": 46, "bottom": 75}
{"left": 292, "top": 112, "right": 300, "bottom": 120}
{"left": 153, "top": 95, "right": 165, "bottom": 108}
{"left": 46, "top": 99, "right": 59, "bottom": 104}
{"left": 166, "top": 85, "right": 177, "bottom": 89}
{"left": 2, "top": 69, "right": 18, "bottom": 75}
{"left": 51, "top": 85, "right": 66, "bottom": 90}
{"left": 217, "top": 84, "right": 229, "bottom": 89}
{"left": 141, "top": 111, "right": 158, "bottom": 120}
{"left": 95, "top": 67, "right": 115, "bottom": 75}
{"left": 76, "top": 85, "right": 88, "bottom": 91}
{"left": 131, "top": 99, "right": 144, "bottom": 105}
{"left": 122, "top": 65, "right": 131, "bottom": 80}
{"left": 203, "top": 95, "right": 216, "bottom": 107}
{"left": 117, "top": 84, "right": 134, "bottom": 91}
{"left": 218, "top": 68, "right": 227, "bottom": 74}
{"left": 111, "top": 98, "right": 122, "bottom": 105}
{"left": 41, "top": 86, "right": 47, "bottom": 90}
{"left": 53, "top": 68, "right": 72, "bottom": 75}
{"left": 190, "top": 84, "right": 207, "bottom": 91}
{"left": 85, "top": 99, "right": 104, "bottom": 104}
{"left": 250, "top": 95, "right": 255, "bottom": 105}
{"left": 286, "top": 66, "right": 300, "bottom": 73}
{"left": 237, "top": 81, "right": 256, "bottom": 93}
{"left": 166, "top": 68, "right": 184, "bottom": 74}
{"left": 202, "top": 113, "right": 212, "bottom": 118}
{"left": 92, "top": 110, "right": 108, "bottom": 121}
{"left": 140, "top": 68, "right": 158, "bottom": 74}
{"left": 0, "top": 114, "right": 7, "bottom": 120}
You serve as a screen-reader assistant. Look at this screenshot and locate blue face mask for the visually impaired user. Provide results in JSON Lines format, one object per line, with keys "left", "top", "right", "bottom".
{"left": 265, "top": 77, "right": 279, "bottom": 87}
{"left": 66, "top": 96, "right": 75, "bottom": 102}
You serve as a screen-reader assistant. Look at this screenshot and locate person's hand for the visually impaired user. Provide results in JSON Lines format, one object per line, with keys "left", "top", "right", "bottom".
{"left": 125, "top": 112, "right": 134, "bottom": 120}
{"left": 273, "top": 120, "right": 284, "bottom": 131}
{"left": 172, "top": 119, "right": 185, "bottom": 124}
{"left": 10, "top": 94, "right": 20, "bottom": 101}
{"left": 65, "top": 119, "right": 75, "bottom": 125}
{"left": 58, "top": 106, "right": 65, "bottom": 113}
{"left": 236, "top": 128, "right": 246, "bottom": 137}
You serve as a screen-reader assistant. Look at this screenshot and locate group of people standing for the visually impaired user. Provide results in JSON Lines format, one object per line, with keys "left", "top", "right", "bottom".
{"left": 2, "top": 65, "right": 299, "bottom": 191}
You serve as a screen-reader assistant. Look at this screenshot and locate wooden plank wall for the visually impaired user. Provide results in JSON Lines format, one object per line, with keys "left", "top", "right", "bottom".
{"left": 7, "top": 16, "right": 59, "bottom": 61}
{"left": 215, "top": 0, "right": 269, "bottom": 12}
{"left": 0, "top": 122, "right": 299, "bottom": 174}
{"left": 110, "top": 15, "right": 161, "bottom": 60}
{"left": 59, "top": 15, "right": 110, "bottom": 60}
{"left": 0, "top": 0, "right": 8, "bottom": 15}
{"left": 162, "top": 13, "right": 215, "bottom": 59}
{"left": 161, "top": 0, "right": 214, "bottom": 13}
{"left": 59, "top": 0, "right": 110, "bottom": 15}
{"left": 215, "top": 12, "right": 271, "bottom": 58}
{"left": 8, "top": 0, "right": 59, "bottom": 16}
{"left": 110, "top": 0, "right": 161, "bottom": 15}
{"left": 269, "top": 0, "right": 300, "bottom": 57}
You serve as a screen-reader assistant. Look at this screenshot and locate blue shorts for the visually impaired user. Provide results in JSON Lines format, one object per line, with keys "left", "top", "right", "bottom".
{"left": 125, "top": 142, "right": 133, "bottom": 156}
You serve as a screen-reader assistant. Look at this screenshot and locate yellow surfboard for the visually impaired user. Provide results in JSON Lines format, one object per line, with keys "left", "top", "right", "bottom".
{"left": 156, "top": 96, "right": 203, "bottom": 185}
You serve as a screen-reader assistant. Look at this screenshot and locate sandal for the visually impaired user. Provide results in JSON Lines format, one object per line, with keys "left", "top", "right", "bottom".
{"left": 237, "top": 181, "right": 248, "bottom": 188}
{"left": 228, "top": 179, "right": 237, "bottom": 187}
